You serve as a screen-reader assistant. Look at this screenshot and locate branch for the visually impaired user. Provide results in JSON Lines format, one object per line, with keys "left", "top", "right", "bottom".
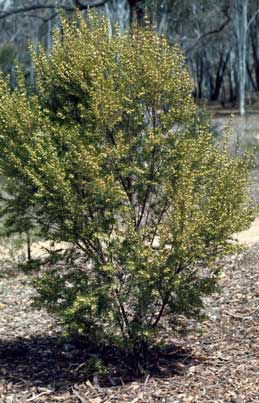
{"left": 0, "top": 5, "right": 70, "bottom": 20}
{"left": 44, "top": 12, "right": 59, "bottom": 23}
{"left": 150, "top": 200, "right": 170, "bottom": 247}
{"left": 115, "top": 289, "right": 130, "bottom": 330}
{"left": 152, "top": 292, "right": 170, "bottom": 329}
{"left": 247, "top": 8, "right": 259, "bottom": 31}
{"left": 186, "top": 16, "right": 231, "bottom": 54}
{"left": 74, "top": 0, "right": 107, "bottom": 9}
{"left": 0, "top": 1, "right": 108, "bottom": 20}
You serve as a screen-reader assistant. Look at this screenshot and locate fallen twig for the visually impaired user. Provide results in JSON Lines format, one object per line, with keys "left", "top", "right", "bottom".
{"left": 72, "top": 387, "right": 88, "bottom": 403}
{"left": 26, "top": 390, "right": 52, "bottom": 402}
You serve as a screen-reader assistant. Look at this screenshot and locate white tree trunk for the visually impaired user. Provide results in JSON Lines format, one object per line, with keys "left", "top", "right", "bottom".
{"left": 46, "top": 11, "right": 52, "bottom": 56}
{"left": 234, "top": 0, "right": 248, "bottom": 117}
{"left": 104, "top": 0, "right": 129, "bottom": 34}
{"left": 0, "top": 0, "right": 13, "bottom": 11}
{"left": 116, "top": 0, "right": 129, "bottom": 33}
{"left": 30, "top": 21, "right": 39, "bottom": 85}
{"left": 158, "top": 13, "right": 168, "bottom": 35}
{"left": 105, "top": 2, "right": 113, "bottom": 37}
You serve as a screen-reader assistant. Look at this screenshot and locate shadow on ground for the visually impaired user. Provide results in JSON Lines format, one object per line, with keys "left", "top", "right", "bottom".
{"left": 0, "top": 335, "right": 197, "bottom": 392}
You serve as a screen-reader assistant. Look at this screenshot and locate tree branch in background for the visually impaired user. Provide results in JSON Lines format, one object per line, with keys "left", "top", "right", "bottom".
{"left": 0, "top": 1, "right": 108, "bottom": 20}
{"left": 74, "top": 0, "right": 107, "bottom": 9}
{"left": 186, "top": 15, "right": 231, "bottom": 54}
{"left": 186, "top": 2, "right": 232, "bottom": 54}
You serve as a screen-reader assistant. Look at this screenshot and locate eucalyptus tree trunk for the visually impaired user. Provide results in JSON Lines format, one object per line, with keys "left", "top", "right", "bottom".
{"left": 103, "top": 0, "right": 130, "bottom": 34}
{"left": 116, "top": 0, "right": 130, "bottom": 32}
{"left": 0, "top": 0, "right": 12, "bottom": 11}
{"left": 157, "top": 12, "right": 168, "bottom": 35}
{"left": 234, "top": 0, "right": 248, "bottom": 116}
{"left": 105, "top": 2, "right": 113, "bottom": 37}
{"left": 228, "top": 49, "right": 238, "bottom": 104}
{"left": 30, "top": 19, "right": 39, "bottom": 85}
{"left": 46, "top": 10, "right": 52, "bottom": 56}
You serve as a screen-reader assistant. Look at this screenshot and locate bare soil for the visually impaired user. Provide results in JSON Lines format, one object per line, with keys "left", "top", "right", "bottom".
{"left": 0, "top": 246, "right": 258, "bottom": 403}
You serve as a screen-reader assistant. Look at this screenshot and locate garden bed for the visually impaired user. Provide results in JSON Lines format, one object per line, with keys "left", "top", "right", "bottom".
{"left": 0, "top": 244, "right": 258, "bottom": 403}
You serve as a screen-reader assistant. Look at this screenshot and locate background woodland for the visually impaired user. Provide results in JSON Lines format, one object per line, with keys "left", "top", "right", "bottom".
{"left": 1, "top": 0, "right": 259, "bottom": 116}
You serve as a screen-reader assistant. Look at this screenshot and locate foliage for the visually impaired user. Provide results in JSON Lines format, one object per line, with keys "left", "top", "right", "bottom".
{"left": 0, "top": 44, "right": 16, "bottom": 75}
{"left": 0, "top": 15, "right": 254, "bottom": 363}
{"left": 18, "top": 258, "right": 42, "bottom": 273}
{"left": 82, "top": 357, "right": 109, "bottom": 376}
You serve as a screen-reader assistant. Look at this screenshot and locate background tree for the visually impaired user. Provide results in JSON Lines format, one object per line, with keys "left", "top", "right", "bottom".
{"left": 2, "top": 0, "right": 259, "bottom": 115}
{"left": 233, "top": 0, "right": 248, "bottom": 116}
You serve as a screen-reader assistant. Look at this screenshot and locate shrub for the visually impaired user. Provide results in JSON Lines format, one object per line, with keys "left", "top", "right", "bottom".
{"left": 0, "top": 15, "right": 254, "bottom": 366}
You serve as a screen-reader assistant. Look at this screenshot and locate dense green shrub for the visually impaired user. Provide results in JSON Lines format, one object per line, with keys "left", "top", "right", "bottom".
{"left": 0, "top": 15, "right": 254, "bottom": 363}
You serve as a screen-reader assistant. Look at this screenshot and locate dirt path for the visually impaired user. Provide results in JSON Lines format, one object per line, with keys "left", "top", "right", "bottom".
{"left": 236, "top": 217, "right": 259, "bottom": 245}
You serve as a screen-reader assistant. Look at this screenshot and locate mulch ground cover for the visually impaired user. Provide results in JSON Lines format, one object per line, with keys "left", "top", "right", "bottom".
{"left": 0, "top": 244, "right": 258, "bottom": 403}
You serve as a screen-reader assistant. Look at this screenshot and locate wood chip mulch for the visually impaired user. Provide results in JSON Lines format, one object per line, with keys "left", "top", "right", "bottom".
{"left": 0, "top": 245, "right": 258, "bottom": 403}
